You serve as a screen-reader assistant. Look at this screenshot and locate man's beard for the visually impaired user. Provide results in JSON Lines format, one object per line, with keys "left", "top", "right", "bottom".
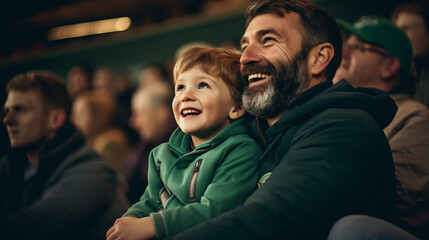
{"left": 242, "top": 50, "right": 309, "bottom": 119}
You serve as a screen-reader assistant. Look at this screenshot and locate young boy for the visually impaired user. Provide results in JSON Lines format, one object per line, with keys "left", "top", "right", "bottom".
{"left": 106, "top": 47, "right": 262, "bottom": 240}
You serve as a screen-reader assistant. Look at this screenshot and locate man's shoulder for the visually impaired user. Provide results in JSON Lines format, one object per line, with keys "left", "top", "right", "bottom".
{"left": 293, "top": 107, "right": 385, "bottom": 143}
{"left": 309, "top": 107, "right": 378, "bottom": 126}
{"left": 54, "top": 143, "right": 112, "bottom": 175}
{"left": 393, "top": 94, "right": 429, "bottom": 116}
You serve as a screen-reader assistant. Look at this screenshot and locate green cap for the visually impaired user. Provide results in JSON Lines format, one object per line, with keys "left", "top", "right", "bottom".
{"left": 336, "top": 16, "right": 412, "bottom": 76}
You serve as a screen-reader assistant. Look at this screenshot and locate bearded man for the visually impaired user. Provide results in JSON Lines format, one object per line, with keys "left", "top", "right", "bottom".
{"left": 170, "top": 0, "right": 398, "bottom": 239}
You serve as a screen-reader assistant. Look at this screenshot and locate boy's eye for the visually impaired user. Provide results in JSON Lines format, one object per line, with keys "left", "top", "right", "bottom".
{"left": 198, "top": 82, "right": 210, "bottom": 89}
{"left": 176, "top": 85, "right": 185, "bottom": 92}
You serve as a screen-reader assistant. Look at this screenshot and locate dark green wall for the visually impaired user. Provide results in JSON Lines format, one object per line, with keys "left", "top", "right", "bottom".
{"left": 0, "top": 11, "right": 247, "bottom": 82}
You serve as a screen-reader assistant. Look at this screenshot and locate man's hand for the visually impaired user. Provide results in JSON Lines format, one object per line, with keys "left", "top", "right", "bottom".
{"left": 106, "top": 216, "right": 156, "bottom": 240}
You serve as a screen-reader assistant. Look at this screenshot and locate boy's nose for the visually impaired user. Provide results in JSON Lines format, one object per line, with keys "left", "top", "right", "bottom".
{"left": 181, "top": 89, "right": 195, "bottom": 102}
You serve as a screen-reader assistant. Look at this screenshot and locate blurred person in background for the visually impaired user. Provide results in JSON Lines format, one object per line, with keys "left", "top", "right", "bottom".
{"left": 333, "top": 16, "right": 429, "bottom": 239}
{"left": 93, "top": 66, "right": 139, "bottom": 145}
{"left": 93, "top": 67, "right": 116, "bottom": 95}
{"left": 137, "top": 63, "right": 170, "bottom": 88}
{"left": 67, "top": 62, "right": 93, "bottom": 100}
{"left": 122, "top": 82, "right": 177, "bottom": 204}
{"left": 71, "top": 91, "right": 130, "bottom": 172}
{"left": 1, "top": 70, "right": 128, "bottom": 240}
{"left": 392, "top": 1, "right": 429, "bottom": 107}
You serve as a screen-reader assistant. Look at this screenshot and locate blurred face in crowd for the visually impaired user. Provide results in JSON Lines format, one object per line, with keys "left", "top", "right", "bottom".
{"left": 3, "top": 90, "right": 53, "bottom": 150}
{"left": 130, "top": 85, "right": 174, "bottom": 143}
{"left": 93, "top": 68, "right": 114, "bottom": 94}
{"left": 333, "top": 35, "right": 391, "bottom": 88}
{"left": 172, "top": 66, "right": 243, "bottom": 147}
{"left": 67, "top": 66, "right": 91, "bottom": 97}
{"left": 394, "top": 12, "right": 429, "bottom": 58}
{"left": 71, "top": 98, "right": 91, "bottom": 137}
{"left": 239, "top": 12, "right": 310, "bottom": 124}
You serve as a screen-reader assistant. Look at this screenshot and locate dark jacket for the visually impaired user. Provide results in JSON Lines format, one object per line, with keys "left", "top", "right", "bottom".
{"left": 169, "top": 79, "right": 397, "bottom": 240}
{"left": 0, "top": 123, "right": 129, "bottom": 240}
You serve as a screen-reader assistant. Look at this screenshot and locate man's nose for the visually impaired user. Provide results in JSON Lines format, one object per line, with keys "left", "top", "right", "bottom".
{"left": 342, "top": 44, "right": 351, "bottom": 59}
{"left": 3, "top": 111, "right": 14, "bottom": 125}
{"left": 240, "top": 44, "right": 262, "bottom": 65}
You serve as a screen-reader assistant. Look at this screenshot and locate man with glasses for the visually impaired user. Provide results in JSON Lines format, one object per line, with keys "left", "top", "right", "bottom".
{"left": 333, "top": 16, "right": 429, "bottom": 239}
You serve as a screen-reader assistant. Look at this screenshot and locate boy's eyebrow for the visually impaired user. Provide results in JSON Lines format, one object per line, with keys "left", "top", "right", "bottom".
{"left": 240, "top": 28, "right": 281, "bottom": 47}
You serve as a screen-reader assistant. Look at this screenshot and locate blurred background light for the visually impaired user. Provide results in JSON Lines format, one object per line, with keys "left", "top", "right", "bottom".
{"left": 48, "top": 17, "right": 131, "bottom": 40}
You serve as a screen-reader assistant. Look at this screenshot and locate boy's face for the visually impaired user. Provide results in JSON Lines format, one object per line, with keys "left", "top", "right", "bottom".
{"left": 173, "top": 66, "right": 239, "bottom": 146}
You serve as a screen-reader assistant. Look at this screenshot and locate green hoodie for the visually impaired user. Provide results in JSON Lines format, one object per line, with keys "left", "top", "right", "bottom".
{"left": 169, "top": 79, "right": 398, "bottom": 240}
{"left": 123, "top": 117, "right": 262, "bottom": 238}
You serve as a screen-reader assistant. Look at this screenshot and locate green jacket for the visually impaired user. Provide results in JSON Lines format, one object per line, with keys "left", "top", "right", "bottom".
{"left": 170, "top": 80, "right": 398, "bottom": 240}
{"left": 123, "top": 117, "right": 262, "bottom": 238}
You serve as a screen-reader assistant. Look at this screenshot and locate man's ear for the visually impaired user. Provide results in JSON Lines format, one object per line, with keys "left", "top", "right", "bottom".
{"left": 48, "top": 108, "right": 67, "bottom": 131}
{"left": 229, "top": 104, "right": 245, "bottom": 120}
{"left": 307, "top": 42, "right": 334, "bottom": 76}
{"left": 381, "top": 57, "right": 401, "bottom": 80}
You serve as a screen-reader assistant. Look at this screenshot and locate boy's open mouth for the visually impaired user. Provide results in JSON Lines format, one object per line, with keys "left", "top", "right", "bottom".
{"left": 248, "top": 73, "right": 270, "bottom": 83}
{"left": 181, "top": 108, "right": 202, "bottom": 117}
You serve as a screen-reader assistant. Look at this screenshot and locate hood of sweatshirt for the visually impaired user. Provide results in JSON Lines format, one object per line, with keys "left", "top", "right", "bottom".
{"left": 262, "top": 79, "right": 397, "bottom": 144}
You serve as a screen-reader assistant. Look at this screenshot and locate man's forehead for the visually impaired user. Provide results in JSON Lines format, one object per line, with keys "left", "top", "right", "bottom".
{"left": 347, "top": 35, "right": 364, "bottom": 43}
{"left": 5, "top": 90, "right": 42, "bottom": 107}
{"left": 242, "top": 12, "right": 302, "bottom": 39}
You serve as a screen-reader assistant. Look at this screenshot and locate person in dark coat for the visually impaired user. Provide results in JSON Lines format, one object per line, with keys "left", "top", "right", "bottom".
{"left": 1, "top": 70, "right": 128, "bottom": 240}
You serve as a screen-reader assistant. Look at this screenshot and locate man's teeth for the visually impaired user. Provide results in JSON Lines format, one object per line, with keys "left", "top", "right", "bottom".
{"left": 182, "top": 109, "right": 201, "bottom": 116}
{"left": 248, "top": 73, "right": 270, "bottom": 82}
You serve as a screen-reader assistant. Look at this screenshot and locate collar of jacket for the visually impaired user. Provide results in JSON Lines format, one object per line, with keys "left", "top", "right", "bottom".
{"left": 36, "top": 123, "right": 86, "bottom": 176}
{"left": 168, "top": 117, "right": 248, "bottom": 158}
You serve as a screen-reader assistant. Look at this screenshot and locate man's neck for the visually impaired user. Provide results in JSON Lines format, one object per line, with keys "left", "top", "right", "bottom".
{"left": 26, "top": 150, "right": 40, "bottom": 167}
{"left": 267, "top": 111, "right": 285, "bottom": 127}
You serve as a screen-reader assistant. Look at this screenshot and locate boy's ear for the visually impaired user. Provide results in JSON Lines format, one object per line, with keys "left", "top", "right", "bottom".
{"left": 229, "top": 104, "right": 245, "bottom": 120}
{"left": 48, "top": 108, "right": 67, "bottom": 131}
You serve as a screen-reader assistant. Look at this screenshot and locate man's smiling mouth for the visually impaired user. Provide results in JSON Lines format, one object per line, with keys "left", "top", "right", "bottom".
{"left": 248, "top": 73, "right": 270, "bottom": 83}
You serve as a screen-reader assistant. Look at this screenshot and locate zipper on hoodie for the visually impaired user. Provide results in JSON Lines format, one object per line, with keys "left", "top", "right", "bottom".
{"left": 188, "top": 159, "right": 202, "bottom": 200}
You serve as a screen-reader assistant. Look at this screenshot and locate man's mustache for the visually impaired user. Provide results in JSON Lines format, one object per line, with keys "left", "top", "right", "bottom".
{"left": 242, "top": 62, "right": 277, "bottom": 80}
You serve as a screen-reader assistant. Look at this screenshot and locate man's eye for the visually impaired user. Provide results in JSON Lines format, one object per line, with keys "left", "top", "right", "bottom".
{"left": 400, "top": 25, "right": 410, "bottom": 32}
{"left": 13, "top": 106, "right": 23, "bottom": 112}
{"left": 263, "top": 37, "right": 275, "bottom": 44}
{"left": 198, "top": 82, "right": 209, "bottom": 89}
{"left": 241, "top": 45, "right": 248, "bottom": 52}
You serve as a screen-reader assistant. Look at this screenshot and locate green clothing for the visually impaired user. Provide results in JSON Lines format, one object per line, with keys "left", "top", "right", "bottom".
{"left": 123, "top": 117, "right": 262, "bottom": 238}
{"left": 170, "top": 80, "right": 397, "bottom": 240}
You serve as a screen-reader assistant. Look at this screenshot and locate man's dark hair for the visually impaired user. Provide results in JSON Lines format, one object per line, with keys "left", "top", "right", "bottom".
{"left": 7, "top": 70, "right": 72, "bottom": 119}
{"left": 245, "top": 0, "right": 342, "bottom": 80}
